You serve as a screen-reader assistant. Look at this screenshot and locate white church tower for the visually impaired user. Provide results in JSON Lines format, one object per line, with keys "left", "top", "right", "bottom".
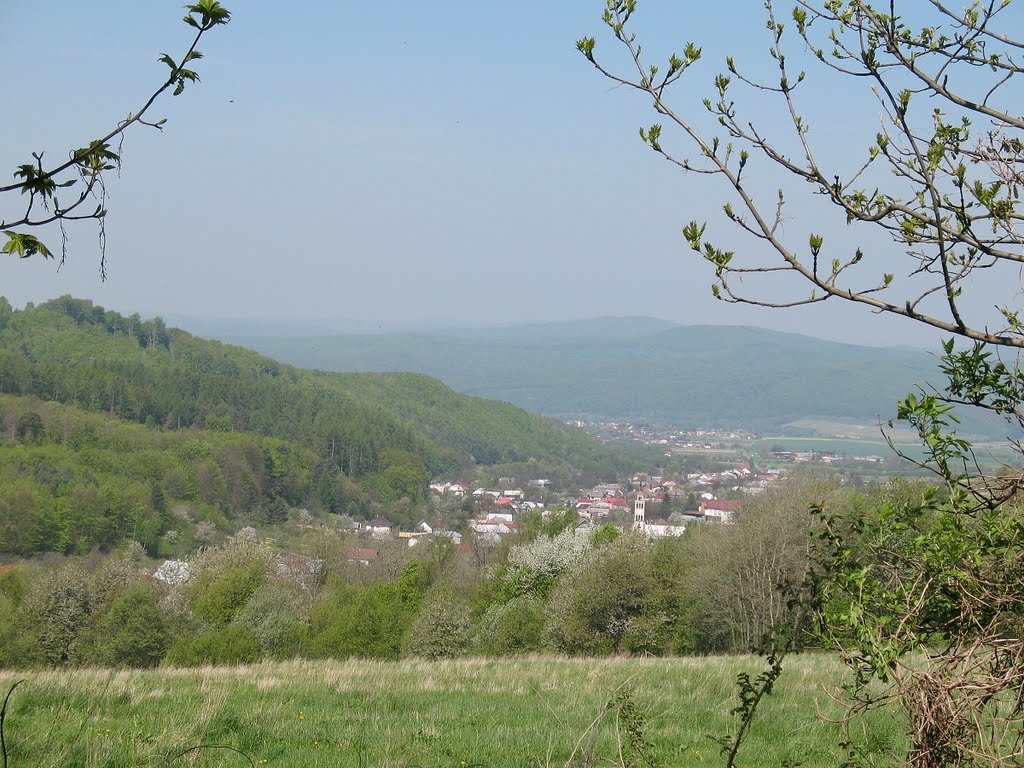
{"left": 633, "top": 494, "right": 646, "bottom": 532}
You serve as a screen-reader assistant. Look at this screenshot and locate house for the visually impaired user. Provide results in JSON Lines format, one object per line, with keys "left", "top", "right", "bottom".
{"left": 274, "top": 554, "right": 323, "bottom": 588}
{"left": 469, "top": 519, "right": 518, "bottom": 536}
{"left": 365, "top": 517, "right": 397, "bottom": 537}
{"left": 429, "top": 482, "right": 469, "bottom": 497}
{"left": 435, "top": 530, "right": 463, "bottom": 545}
{"left": 700, "top": 499, "right": 741, "bottom": 523}
{"left": 646, "top": 518, "right": 687, "bottom": 537}
{"left": 344, "top": 548, "right": 377, "bottom": 565}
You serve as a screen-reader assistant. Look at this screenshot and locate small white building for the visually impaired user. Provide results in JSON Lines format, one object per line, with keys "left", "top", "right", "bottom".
{"left": 365, "top": 517, "right": 397, "bottom": 537}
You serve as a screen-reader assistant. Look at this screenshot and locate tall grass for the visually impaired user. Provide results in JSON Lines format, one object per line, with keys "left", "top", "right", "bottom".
{"left": 0, "top": 655, "right": 905, "bottom": 767}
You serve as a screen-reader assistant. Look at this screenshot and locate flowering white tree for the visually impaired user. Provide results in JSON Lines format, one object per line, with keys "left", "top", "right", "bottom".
{"left": 505, "top": 527, "right": 593, "bottom": 597}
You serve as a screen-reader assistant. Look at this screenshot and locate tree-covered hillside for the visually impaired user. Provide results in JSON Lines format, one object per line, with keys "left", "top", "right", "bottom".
{"left": 0, "top": 297, "right": 626, "bottom": 555}
{"left": 0, "top": 297, "right": 621, "bottom": 473}
{"left": 227, "top": 320, "right": 952, "bottom": 432}
{"left": 0, "top": 395, "right": 320, "bottom": 556}
{"left": 331, "top": 372, "right": 616, "bottom": 469}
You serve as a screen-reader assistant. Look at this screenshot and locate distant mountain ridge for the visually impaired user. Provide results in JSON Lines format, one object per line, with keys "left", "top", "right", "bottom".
{"left": 224, "top": 319, "right": 960, "bottom": 434}
{"left": 437, "top": 316, "right": 682, "bottom": 340}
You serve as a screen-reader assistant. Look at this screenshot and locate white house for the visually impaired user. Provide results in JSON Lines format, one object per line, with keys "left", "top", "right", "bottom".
{"left": 365, "top": 517, "right": 397, "bottom": 537}
{"left": 700, "top": 500, "right": 741, "bottom": 523}
{"left": 646, "top": 519, "right": 687, "bottom": 537}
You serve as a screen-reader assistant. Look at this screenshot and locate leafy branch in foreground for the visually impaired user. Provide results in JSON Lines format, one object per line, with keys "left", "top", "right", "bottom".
{"left": 1, "top": 1, "right": 230, "bottom": 278}
{"left": 581, "top": 2, "right": 1024, "bottom": 766}
{"left": 579, "top": 0, "right": 1024, "bottom": 348}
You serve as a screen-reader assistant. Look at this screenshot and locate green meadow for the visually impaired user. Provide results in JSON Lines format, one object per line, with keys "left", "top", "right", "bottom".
{"left": 0, "top": 655, "right": 905, "bottom": 767}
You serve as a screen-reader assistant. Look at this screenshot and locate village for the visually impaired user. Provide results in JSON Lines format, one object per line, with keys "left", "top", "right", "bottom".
{"left": 323, "top": 461, "right": 789, "bottom": 564}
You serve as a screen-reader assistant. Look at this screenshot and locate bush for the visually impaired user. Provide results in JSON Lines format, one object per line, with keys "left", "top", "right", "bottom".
{"left": 305, "top": 562, "right": 424, "bottom": 659}
{"left": 21, "top": 564, "right": 93, "bottom": 665}
{"left": 504, "top": 527, "right": 591, "bottom": 599}
{"left": 164, "top": 623, "right": 260, "bottom": 666}
{"left": 545, "top": 535, "right": 658, "bottom": 655}
{"left": 403, "top": 593, "right": 472, "bottom": 659}
{"left": 473, "top": 595, "right": 546, "bottom": 656}
{"left": 236, "top": 586, "right": 306, "bottom": 659}
{"left": 305, "top": 581, "right": 417, "bottom": 660}
{"left": 192, "top": 562, "right": 265, "bottom": 625}
{"left": 88, "top": 584, "right": 168, "bottom": 667}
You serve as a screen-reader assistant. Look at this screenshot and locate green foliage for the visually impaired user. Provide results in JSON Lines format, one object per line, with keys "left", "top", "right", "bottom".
{"left": 402, "top": 592, "right": 473, "bottom": 659}
{"left": 305, "top": 582, "right": 410, "bottom": 660}
{"left": 516, "top": 507, "right": 577, "bottom": 541}
{"left": 88, "top": 585, "right": 168, "bottom": 668}
{"left": 305, "top": 563, "right": 424, "bottom": 660}
{"left": 685, "top": 479, "right": 836, "bottom": 653}
{"left": 0, "top": 566, "right": 31, "bottom": 667}
{"left": 164, "top": 623, "right": 260, "bottom": 666}
{"left": 14, "top": 410, "right": 43, "bottom": 441}
{"left": 473, "top": 595, "right": 547, "bottom": 656}
{"left": 20, "top": 564, "right": 94, "bottom": 665}
{"left": 192, "top": 562, "right": 266, "bottom": 625}
{"left": 546, "top": 535, "right": 670, "bottom": 655}
{"left": 0, "top": 297, "right": 622, "bottom": 559}
{"left": 236, "top": 586, "right": 306, "bottom": 660}
{"left": 0, "top": 394, "right": 316, "bottom": 555}
{"left": 591, "top": 522, "right": 621, "bottom": 548}
{"left": 361, "top": 448, "right": 430, "bottom": 505}
{"left": 810, "top": 443, "right": 1024, "bottom": 762}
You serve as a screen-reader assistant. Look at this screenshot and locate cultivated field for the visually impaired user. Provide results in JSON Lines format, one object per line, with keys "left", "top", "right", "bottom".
{"left": 782, "top": 417, "right": 920, "bottom": 444}
{"left": 0, "top": 655, "right": 905, "bottom": 767}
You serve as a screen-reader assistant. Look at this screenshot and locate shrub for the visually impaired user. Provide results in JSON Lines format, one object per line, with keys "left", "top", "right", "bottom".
{"left": 236, "top": 586, "right": 306, "bottom": 659}
{"left": 88, "top": 584, "right": 168, "bottom": 667}
{"left": 545, "top": 535, "right": 658, "bottom": 655}
{"left": 21, "top": 564, "right": 93, "bottom": 665}
{"left": 504, "top": 527, "right": 591, "bottom": 599}
{"left": 192, "top": 561, "right": 265, "bottom": 625}
{"left": 403, "top": 593, "right": 472, "bottom": 659}
{"left": 473, "top": 595, "right": 546, "bottom": 656}
{"left": 164, "top": 623, "right": 260, "bottom": 666}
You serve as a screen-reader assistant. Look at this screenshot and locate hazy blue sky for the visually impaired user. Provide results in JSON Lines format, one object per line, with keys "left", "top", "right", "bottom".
{"left": 2, "top": 2, "right": 1018, "bottom": 347}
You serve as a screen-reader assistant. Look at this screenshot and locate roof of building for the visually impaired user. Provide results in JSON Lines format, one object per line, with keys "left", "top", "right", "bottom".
{"left": 704, "top": 500, "right": 741, "bottom": 511}
{"left": 345, "top": 548, "right": 377, "bottom": 561}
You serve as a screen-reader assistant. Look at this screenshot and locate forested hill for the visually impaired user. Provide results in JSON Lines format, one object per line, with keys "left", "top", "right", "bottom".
{"left": 0, "top": 296, "right": 623, "bottom": 480}
{"left": 225, "top": 319, "right": 947, "bottom": 433}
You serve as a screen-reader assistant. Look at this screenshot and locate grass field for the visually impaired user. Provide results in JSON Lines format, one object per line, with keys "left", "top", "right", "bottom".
{"left": 754, "top": 435, "right": 920, "bottom": 456}
{"left": 782, "top": 417, "right": 920, "bottom": 443}
{"left": 0, "top": 655, "right": 905, "bottom": 767}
